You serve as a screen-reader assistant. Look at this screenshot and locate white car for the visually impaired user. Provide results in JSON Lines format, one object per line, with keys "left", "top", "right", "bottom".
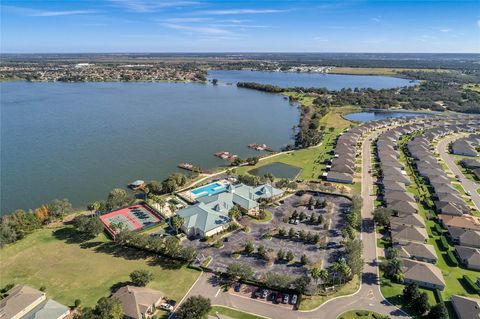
{"left": 160, "top": 303, "right": 173, "bottom": 311}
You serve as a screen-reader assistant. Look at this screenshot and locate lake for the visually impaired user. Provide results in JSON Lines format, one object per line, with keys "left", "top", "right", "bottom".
{"left": 1, "top": 81, "right": 298, "bottom": 213}
{"left": 208, "top": 70, "right": 416, "bottom": 90}
{"left": 344, "top": 111, "right": 430, "bottom": 122}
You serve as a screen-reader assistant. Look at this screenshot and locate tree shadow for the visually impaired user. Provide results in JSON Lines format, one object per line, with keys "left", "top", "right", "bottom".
{"left": 148, "top": 256, "right": 184, "bottom": 270}
{"left": 110, "top": 281, "right": 133, "bottom": 294}
{"left": 93, "top": 242, "right": 151, "bottom": 261}
{"left": 52, "top": 227, "right": 93, "bottom": 244}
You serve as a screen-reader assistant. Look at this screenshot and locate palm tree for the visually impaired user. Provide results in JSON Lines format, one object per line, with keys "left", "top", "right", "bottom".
{"left": 319, "top": 269, "right": 329, "bottom": 285}
{"left": 387, "top": 257, "right": 403, "bottom": 282}
{"left": 310, "top": 267, "right": 322, "bottom": 284}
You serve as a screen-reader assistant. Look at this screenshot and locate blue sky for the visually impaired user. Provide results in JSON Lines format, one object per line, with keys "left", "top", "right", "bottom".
{"left": 1, "top": 0, "right": 479, "bottom": 53}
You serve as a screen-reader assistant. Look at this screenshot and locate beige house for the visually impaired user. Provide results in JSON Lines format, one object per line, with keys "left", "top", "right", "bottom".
{"left": 0, "top": 286, "right": 46, "bottom": 319}
{"left": 113, "top": 285, "right": 163, "bottom": 319}
{"left": 401, "top": 259, "right": 445, "bottom": 290}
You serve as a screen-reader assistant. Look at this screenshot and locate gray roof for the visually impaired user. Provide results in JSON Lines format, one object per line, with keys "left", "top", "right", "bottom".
{"left": 402, "top": 258, "right": 445, "bottom": 287}
{"left": 0, "top": 285, "right": 46, "bottom": 319}
{"left": 395, "top": 241, "right": 437, "bottom": 261}
{"left": 455, "top": 245, "right": 480, "bottom": 267}
{"left": 391, "top": 224, "right": 428, "bottom": 243}
{"left": 24, "top": 299, "right": 69, "bottom": 319}
{"left": 113, "top": 285, "right": 163, "bottom": 319}
{"left": 451, "top": 295, "right": 480, "bottom": 319}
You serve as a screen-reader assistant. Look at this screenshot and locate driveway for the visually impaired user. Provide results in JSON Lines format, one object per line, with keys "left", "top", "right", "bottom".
{"left": 437, "top": 135, "right": 480, "bottom": 211}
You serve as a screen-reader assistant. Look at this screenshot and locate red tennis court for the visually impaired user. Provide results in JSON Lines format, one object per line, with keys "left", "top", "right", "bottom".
{"left": 99, "top": 204, "right": 162, "bottom": 236}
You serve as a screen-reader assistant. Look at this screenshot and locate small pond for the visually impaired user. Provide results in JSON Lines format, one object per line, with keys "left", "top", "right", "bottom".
{"left": 249, "top": 162, "right": 301, "bottom": 179}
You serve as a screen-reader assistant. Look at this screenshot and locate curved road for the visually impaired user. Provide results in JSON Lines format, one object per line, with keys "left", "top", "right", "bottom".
{"left": 175, "top": 132, "right": 409, "bottom": 319}
{"left": 437, "top": 135, "right": 480, "bottom": 211}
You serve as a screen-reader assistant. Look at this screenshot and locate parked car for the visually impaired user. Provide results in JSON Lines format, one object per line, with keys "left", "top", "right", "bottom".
{"left": 283, "top": 294, "right": 289, "bottom": 304}
{"left": 291, "top": 295, "right": 297, "bottom": 305}
{"left": 276, "top": 293, "right": 283, "bottom": 303}
{"left": 160, "top": 303, "right": 173, "bottom": 311}
{"left": 234, "top": 283, "right": 242, "bottom": 292}
{"left": 270, "top": 292, "right": 277, "bottom": 302}
{"left": 466, "top": 191, "right": 471, "bottom": 196}
{"left": 261, "top": 289, "right": 269, "bottom": 299}
{"left": 223, "top": 237, "right": 229, "bottom": 242}
{"left": 168, "top": 300, "right": 177, "bottom": 307}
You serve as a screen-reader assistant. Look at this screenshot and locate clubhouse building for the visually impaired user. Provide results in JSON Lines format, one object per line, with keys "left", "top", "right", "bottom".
{"left": 177, "top": 183, "right": 283, "bottom": 238}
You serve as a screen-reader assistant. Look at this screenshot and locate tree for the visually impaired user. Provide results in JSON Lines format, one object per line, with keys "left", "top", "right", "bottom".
{"left": 75, "top": 297, "right": 123, "bottom": 319}
{"left": 319, "top": 269, "right": 329, "bottom": 284}
{"left": 176, "top": 295, "right": 211, "bottom": 319}
{"left": 228, "top": 205, "right": 242, "bottom": 221}
{"left": 312, "top": 233, "right": 320, "bottom": 244}
{"left": 385, "top": 247, "right": 399, "bottom": 260}
{"left": 171, "top": 215, "right": 184, "bottom": 235}
{"left": 288, "top": 227, "right": 296, "bottom": 238}
{"left": 310, "top": 267, "right": 322, "bottom": 283}
{"left": 309, "top": 213, "right": 316, "bottom": 224}
{"left": 403, "top": 282, "right": 420, "bottom": 303}
{"left": 162, "top": 179, "right": 177, "bottom": 193}
{"left": 386, "top": 257, "right": 404, "bottom": 283}
{"left": 278, "top": 227, "right": 286, "bottom": 237}
{"left": 286, "top": 251, "right": 294, "bottom": 262}
{"left": 226, "top": 262, "right": 253, "bottom": 281}
{"left": 299, "top": 229, "right": 307, "bottom": 241}
{"left": 212, "top": 78, "right": 218, "bottom": 85}
{"left": 34, "top": 205, "right": 49, "bottom": 223}
{"left": 426, "top": 302, "right": 448, "bottom": 319}
{"left": 299, "top": 211, "right": 306, "bottom": 221}
{"left": 146, "top": 180, "right": 162, "bottom": 194}
{"left": 300, "top": 254, "right": 309, "bottom": 265}
{"left": 277, "top": 249, "right": 285, "bottom": 261}
{"left": 180, "top": 246, "right": 197, "bottom": 262}
{"left": 257, "top": 244, "right": 266, "bottom": 258}
{"left": 373, "top": 207, "right": 393, "bottom": 227}
{"left": 244, "top": 241, "right": 254, "bottom": 254}
{"left": 87, "top": 201, "right": 101, "bottom": 213}
{"left": 130, "top": 269, "right": 153, "bottom": 287}
{"left": 246, "top": 157, "right": 259, "bottom": 165}
{"left": 412, "top": 292, "right": 430, "bottom": 315}
{"left": 73, "top": 215, "right": 104, "bottom": 237}
{"left": 164, "top": 236, "right": 181, "bottom": 257}
{"left": 74, "top": 299, "right": 82, "bottom": 308}
{"left": 106, "top": 188, "right": 133, "bottom": 210}
{"left": 344, "top": 239, "right": 363, "bottom": 276}
{"left": 48, "top": 198, "right": 72, "bottom": 220}
{"left": 317, "top": 214, "right": 324, "bottom": 225}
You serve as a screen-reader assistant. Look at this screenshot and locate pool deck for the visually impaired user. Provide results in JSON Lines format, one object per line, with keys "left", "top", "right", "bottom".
{"left": 178, "top": 179, "right": 230, "bottom": 203}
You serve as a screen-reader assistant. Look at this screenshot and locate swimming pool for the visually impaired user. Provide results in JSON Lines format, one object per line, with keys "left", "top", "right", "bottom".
{"left": 191, "top": 182, "right": 227, "bottom": 198}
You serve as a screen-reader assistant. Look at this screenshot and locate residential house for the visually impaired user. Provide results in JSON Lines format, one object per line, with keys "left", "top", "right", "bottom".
{"left": 451, "top": 295, "right": 480, "bottom": 319}
{"left": 401, "top": 259, "right": 445, "bottom": 290}
{"left": 394, "top": 241, "right": 438, "bottom": 263}
{"left": 454, "top": 246, "right": 480, "bottom": 270}
{"left": 113, "top": 286, "right": 163, "bottom": 319}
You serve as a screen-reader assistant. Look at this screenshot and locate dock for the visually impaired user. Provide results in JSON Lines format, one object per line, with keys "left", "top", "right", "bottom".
{"left": 214, "top": 151, "right": 238, "bottom": 161}
{"left": 178, "top": 163, "right": 203, "bottom": 173}
{"left": 248, "top": 143, "right": 277, "bottom": 152}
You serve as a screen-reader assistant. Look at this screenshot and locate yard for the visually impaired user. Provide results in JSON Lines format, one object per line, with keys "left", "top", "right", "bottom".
{"left": 337, "top": 309, "right": 388, "bottom": 319}
{"left": 0, "top": 227, "right": 200, "bottom": 307}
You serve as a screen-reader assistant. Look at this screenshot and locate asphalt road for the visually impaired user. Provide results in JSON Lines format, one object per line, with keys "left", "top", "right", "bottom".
{"left": 174, "top": 131, "right": 410, "bottom": 319}
{"left": 437, "top": 135, "right": 480, "bottom": 211}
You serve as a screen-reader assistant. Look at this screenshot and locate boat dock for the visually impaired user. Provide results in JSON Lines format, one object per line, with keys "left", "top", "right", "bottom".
{"left": 178, "top": 162, "right": 203, "bottom": 173}
{"left": 214, "top": 151, "right": 238, "bottom": 161}
{"left": 248, "top": 143, "right": 277, "bottom": 152}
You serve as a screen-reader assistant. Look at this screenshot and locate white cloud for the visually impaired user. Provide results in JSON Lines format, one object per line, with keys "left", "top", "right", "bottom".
{"left": 313, "top": 37, "right": 329, "bottom": 42}
{"left": 439, "top": 28, "right": 451, "bottom": 32}
{"left": 2, "top": 6, "right": 97, "bottom": 16}
{"left": 165, "top": 17, "right": 211, "bottom": 23}
{"left": 194, "top": 9, "right": 287, "bottom": 15}
{"left": 371, "top": 17, "right": 380, "bottom": 22}
{"left": 110, "top": 0, "right": 201, "bottom": 12}
{"left": 161, "top": 23, "right": 233, "bottom": 35}
{"left": 477, "top": 20, "right": 480, "bottom": 28}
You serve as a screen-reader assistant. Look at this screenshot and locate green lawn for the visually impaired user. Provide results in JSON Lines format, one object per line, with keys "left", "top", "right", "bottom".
{"left": 249, "top": 210, "right": 273, "bottom": 223}
{"left": 337, "top": 310, "right": 388, "bottom": 319}
{"left": 0, "top": 227, "right": 200, "bottom": 307}
{"left": 209, "top": 306, "right": 269, "bottom": 319}
{"left": 298, "top": 275, "right": 360, "bottom": 310}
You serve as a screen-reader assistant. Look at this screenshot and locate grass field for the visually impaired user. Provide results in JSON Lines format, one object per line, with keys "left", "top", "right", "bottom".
{"left": 337, "top": 310, "right": 387, "bottom": 319}
{"left": 209, "top": 306, "right": 269, "bottom": 319}
{"left": 463, "top": 83, "right": 480, "bottom": 92}
{"left": 0, "top": 227, "right": 200, "bottom": 307}
{"left": 328, "top": 67, "right": 448, "bottom": 76}
{"left": 298, "top": 275, "right": 360, "bottom": 310}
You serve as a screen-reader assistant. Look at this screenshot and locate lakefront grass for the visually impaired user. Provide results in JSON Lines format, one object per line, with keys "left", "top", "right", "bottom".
{"left": 0, "top": 227, "right": 200, "bottom": 307}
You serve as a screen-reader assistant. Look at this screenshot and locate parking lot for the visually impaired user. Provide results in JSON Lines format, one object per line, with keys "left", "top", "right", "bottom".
{"left": 229, "top": 283, "right": 296, "bottom": 310}
{"left": 193, "top": 191, "right": 351, "bottom": 277}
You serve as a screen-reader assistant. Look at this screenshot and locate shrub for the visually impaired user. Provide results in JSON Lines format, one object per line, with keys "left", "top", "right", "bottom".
{"left": 438, "top": 236, "right": 449, "bottom": 251}
{"left": 434, "top": 223, "right": 444, "bottom": 234}
{"left": 74, "top": 299, "right": 82, "bottom": 308}
{"left": 355, "top": 310, "right": 369, "bottom": 316}
{"left": 433, "top": 289, "right": 443, "bottom": 304}
{"left": 463, "top": 275, "right": 480, "bottom": 294}
{"left": 446, "top": 250, "right": 459, "bottom": 266}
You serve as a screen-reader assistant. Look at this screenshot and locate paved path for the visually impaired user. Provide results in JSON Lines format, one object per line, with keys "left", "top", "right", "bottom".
{"left": 437, "top": 135, "right": 480, "bottom": 210}
{"left": 174, "top": 132, "right": 410, "bottom": 319}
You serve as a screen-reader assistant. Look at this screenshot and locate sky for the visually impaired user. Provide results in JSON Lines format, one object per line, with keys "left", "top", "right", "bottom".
{"left": 1, "top": 0, "right": 479, "bottom": 53}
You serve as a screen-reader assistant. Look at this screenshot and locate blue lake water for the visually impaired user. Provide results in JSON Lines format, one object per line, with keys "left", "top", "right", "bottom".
{"left": 208, "top": 70, "right": 416, "bottom": 90}
{"left": 1, "top": 81, "right": 298, "bottom": 213}
{"left": 344, "top": 111, "right": 430, "bottom": 122}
